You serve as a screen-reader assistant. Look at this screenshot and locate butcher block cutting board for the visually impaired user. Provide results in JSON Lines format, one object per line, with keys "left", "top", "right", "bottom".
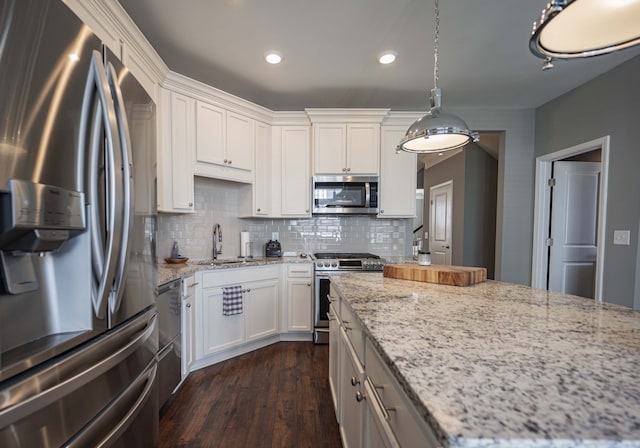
{"left": 383, "top": 264, "right": 487, "bottom": 286}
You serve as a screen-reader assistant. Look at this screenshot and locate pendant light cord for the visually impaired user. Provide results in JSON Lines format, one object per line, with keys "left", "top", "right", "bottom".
{"left": 433, "top": 0, "right": 439, "bottom": 90}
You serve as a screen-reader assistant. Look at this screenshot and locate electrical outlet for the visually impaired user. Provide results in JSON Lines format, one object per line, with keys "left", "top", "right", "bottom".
{"left": 272, "top": 232, "right": 279, "bottom": 241}
{"left": 613, "top": 230, "right": 630, "bottom": 245}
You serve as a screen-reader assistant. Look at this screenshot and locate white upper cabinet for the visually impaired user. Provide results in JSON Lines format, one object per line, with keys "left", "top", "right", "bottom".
{"left": 194, "top": 101, "right": 254, "bottom": 183}
{"left": 280, "top": 126, "right": 311, "bottom": 216}
{"left": 239, "top": 121, "right": 272, "bottom": 217}
{"left": 157, "top": 89, "right": 195, "bottom": 213}
{"left": 313, "top": 123, "right": 380, "bottom": 175}
{"left": 226, "top": 112, "right": 254, "bottom": 172}
{"left": 379, "top": 126, "right": 417, "bottom": 218}
{"left": 195, "top": 102, "right": 225, "bottom": 165}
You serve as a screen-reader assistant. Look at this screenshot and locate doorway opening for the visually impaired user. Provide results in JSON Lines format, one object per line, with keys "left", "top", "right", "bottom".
{"left": 531, "top": 136, "right": 610, "bottom": 301}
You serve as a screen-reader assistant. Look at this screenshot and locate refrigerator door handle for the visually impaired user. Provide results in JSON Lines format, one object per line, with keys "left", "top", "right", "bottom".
{"left": 0, "top": 311, "right": 156, "bottom": 427}
{"left": 78, "top": 50, "right": 125, "bottom": 318}
{"left": 106, "top": 61, "right": 134, "bottom": 314}
{"left": 63, "top": 362, "right": 157, "bottom": 448}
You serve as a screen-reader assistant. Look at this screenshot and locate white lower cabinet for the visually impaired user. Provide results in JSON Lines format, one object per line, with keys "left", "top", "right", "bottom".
{"left": 197, "top": 266, "right": 280, "bottom": 358}
{"left": 244, "top": 279, "right": 279, "bottom": 342}
{"left": 181, "top": 275, "right": 196, "bottom": 379}
{"left": 328, "top": 301, "right": 341, "bottom": 422}
{"left": 330, "top": 281, "right": 440, "bottom": 448}
{"left": 285, "top": 264, "right": 313, "bottom": 332}
{"left": 340, "top": 327, "right": 364, "bottom": 448}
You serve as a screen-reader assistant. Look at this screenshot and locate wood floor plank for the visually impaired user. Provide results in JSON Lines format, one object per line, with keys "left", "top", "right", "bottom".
{"left": 160, "top": 342, "right": 342, "bottom": 448}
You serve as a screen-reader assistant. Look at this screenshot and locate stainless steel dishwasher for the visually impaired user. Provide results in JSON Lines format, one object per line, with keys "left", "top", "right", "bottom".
{"left": 156, "top": 279, "right": 181, "bottom": 409}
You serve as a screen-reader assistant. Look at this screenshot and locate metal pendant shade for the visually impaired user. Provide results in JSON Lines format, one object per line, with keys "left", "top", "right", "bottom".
{"left": 398, "top": 0, "right": 478, "bottom": 154}
{"left": 530, "top": 0, "right": 640, "bottom": 69}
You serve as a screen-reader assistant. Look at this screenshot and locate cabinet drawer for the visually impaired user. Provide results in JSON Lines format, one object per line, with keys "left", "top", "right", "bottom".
{"left": 341, "top": 300, "right": 365, "bottom": 366}
{"left": 287, "top": 264, "right": 312, "bottom": 277}
{"left": 201, "top": 265, "right": 279, "bottom": 289}
{"left": 365, "top": 339, "right": 440, "bottom": 448}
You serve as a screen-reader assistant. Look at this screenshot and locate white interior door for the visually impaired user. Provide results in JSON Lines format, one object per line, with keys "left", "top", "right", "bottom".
{"left": 548, "top": 161, "right": 600, "bottom": 298}
{"left": 429, "top": 181, "right": 453, "bottom": 265}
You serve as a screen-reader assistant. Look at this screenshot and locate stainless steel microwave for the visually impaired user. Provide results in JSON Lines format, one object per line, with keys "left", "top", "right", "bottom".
{"left": 312, "top": 175, "right": 379, "bottom": 215}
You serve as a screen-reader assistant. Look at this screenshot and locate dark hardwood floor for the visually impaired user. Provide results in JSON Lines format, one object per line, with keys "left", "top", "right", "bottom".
{"left": 160, "top": 342, "right": 343, "bottom": 448}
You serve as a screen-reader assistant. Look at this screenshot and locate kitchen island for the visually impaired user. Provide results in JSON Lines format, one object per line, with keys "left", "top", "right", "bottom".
{"left": 329, "top": 273, "right": 640, "bottom": 448}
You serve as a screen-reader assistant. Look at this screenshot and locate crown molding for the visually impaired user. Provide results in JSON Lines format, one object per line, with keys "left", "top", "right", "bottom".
{"left": 305, "top": 108, "right": 390, "bottom": 124}
{"left": 271, "top": 112, "right": 311, "bottom": 126}
{"left": 163, "top": 72, "right": 274, "bottom": 124}
{"left": 382, "top": 111, "right": 426, "bottom": 127}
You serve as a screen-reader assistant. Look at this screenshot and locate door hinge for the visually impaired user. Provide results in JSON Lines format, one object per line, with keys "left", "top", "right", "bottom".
{"left": 547, "top": 178, "right": 556, "bottom": 187}
{"left": 546, "top": 238, "right": 554, "bottom": 247}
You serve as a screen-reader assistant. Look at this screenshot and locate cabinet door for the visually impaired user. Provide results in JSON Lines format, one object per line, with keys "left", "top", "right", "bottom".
{"left": 281, "top": 126, "right": 311, "bottom": 216}
{"left": 329, "top": 303, "right": 341, "bottom": 422}
{"left": 195, "top": 101, "right": 226, "bottom": 165}
{"left": 254, "top": 121, "right": 272, "bottom": 216}
{"left": 340, "top": 327, "right": 364, "bottom": 448}
{"left": 202, "top": 288, "right": 245, "bottom": 355}
{"left": 347, "top": 123, "right": 380, "bottom": 174}
{"left": 162, "top": 92, "right": 195, "bottom": 212}
{"left": 182, "top": 295, "right": 194, "bottom": 378}
{"left": 379, "top": 126, "right": 417, "bottom": 217}
{"left": 363, "top": 379, "right": 400, "bottom": 448}
{"left": 245, "top": 279, "right": 279, "bottom": 342}
{"left": 286, "top": 279, "right": 312, "bottom": 332}
{"left": 226, "top": 111, "right": 254, "bottom": 172}
{"left": 314, "top": 123, "right": 346, "bottom": 174}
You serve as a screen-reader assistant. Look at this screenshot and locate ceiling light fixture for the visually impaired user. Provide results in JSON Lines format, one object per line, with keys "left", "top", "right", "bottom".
{"left": 530, "top": 0, "right": 640, "bottom": 70}
{"left": 397, "top": 0, "right": 478, "bottom": 154}
{"left": 378, "top": 51, "right": 397, "bottom": 65}
{"left": 264, "top": 51, "right": 282, "bottom": 64}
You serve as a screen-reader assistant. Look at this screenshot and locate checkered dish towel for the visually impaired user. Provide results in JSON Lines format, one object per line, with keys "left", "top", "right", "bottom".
{"left": 222, "top": 285, "right": 243, "bottom": 316}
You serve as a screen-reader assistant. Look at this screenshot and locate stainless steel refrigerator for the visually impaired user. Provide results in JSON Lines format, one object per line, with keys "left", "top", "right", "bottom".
{"left": 0, "top": 0, "right": 159, "bottom": 446}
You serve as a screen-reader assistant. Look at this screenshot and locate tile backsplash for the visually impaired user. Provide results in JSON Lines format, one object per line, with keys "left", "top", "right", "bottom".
{"left": 157, "top": 177, "right": 413, "bottom": 260}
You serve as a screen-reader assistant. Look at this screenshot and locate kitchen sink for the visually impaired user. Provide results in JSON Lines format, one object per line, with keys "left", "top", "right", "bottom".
{"left": 197, "top": 259, "right": 249, "bottom": 266}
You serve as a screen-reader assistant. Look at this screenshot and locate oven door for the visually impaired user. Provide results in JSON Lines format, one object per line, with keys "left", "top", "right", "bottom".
{"left": 314, "top": 273, "right": 331, "bottom": 344}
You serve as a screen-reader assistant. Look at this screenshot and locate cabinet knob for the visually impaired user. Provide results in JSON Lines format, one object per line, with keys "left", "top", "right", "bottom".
{"left": 186, "top": 303, "right": 191, "bottom": 308}
{"left": 257, "top": 208, "right": 261, "bottom": 212}
{"left": 305, "top": 209, "right": 309, "bottom": 213}
{"left": 224, "top": 159, "right": 228, "bottom": 163}
{"left": 346, "top": 167, "right": 351, "bottom": 172}
{"left": 380, "top": 209, "right": 384, "bottom": 214}
{"left": 350, "top": 376, "right": 360, "bottom": 386}
{"left": 355, "top": 391, "right": 364, "bottom": 402}
{"left": 228, "top": 160, "right": 232, "bottom": 164}
{"left": 342, "top": 168, "right": 347, "bottom": 172}
{"left": 188, "top": 202, "right": 193, "bottom": 207}
{"left": 307, "top": 283, "right": 311, "bottom": 287}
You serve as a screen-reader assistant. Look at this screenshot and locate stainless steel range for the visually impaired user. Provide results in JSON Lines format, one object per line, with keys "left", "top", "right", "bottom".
{"left": 313, "top": 252, "right": 384, "bottom": 343}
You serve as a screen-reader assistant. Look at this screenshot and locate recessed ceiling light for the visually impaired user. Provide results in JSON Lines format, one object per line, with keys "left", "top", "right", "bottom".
{"left": 378, "top": 51, "right": 397, "bottom": 65}
{"left": 265, "top": 51, "right": 282, "bottom": 64}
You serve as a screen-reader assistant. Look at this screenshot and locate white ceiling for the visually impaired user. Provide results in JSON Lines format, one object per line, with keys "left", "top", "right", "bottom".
{"left": 117, "top": 0, "right": 640, "bottom": 111}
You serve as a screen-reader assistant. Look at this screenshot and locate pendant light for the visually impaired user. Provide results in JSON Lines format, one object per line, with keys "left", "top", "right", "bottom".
{"left": 398, "top": 0, "right": 478, "bottom": 154}
{"left": 530, "top": 0, "right": 640, "bottom": 70}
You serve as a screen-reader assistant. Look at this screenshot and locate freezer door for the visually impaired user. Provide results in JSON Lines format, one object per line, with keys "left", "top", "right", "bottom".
{"left": 0, "top": 308, "right": 158, "bottom": 448}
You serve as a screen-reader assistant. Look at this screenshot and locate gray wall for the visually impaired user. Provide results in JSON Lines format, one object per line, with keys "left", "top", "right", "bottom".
{"left": 535, "top": 55, "right": 640, "bottom": 308}
{"left": 463, "top": 146, "right": 497, "bottom": 279}
{"left": 423, "top": 145, "right": 497, "bottom": 277}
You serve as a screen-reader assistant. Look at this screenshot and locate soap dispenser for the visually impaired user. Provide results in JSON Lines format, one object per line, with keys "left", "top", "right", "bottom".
{"left": 171, "top": 241, "right": 180, "bottom": 258}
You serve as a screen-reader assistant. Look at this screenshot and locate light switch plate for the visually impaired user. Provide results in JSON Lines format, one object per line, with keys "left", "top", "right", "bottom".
{"left": 613, "top": 230, "right": 630, "bottom": 245}
{"left": 271, "top": 232, "right": 279, "bottom": 241}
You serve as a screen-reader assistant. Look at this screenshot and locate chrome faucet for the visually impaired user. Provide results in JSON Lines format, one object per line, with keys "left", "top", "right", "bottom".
{"left": 212, "top": 224, "right": 222, "bottom": 260}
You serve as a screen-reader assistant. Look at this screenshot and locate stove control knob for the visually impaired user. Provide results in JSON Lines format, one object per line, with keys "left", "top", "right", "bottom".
{"left": 316, "top": 262, "right": 322, "bottom": 269}
{"left": 331, "top": 262, "right": 338, "bottom": 268}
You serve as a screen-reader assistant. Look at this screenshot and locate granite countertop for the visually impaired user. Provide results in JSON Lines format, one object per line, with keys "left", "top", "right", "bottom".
{"left": 329, "top": 272, "right": 640, "bottom": 448}
{"left": 158, "top": 256, "right": 312, "bottom": 285}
